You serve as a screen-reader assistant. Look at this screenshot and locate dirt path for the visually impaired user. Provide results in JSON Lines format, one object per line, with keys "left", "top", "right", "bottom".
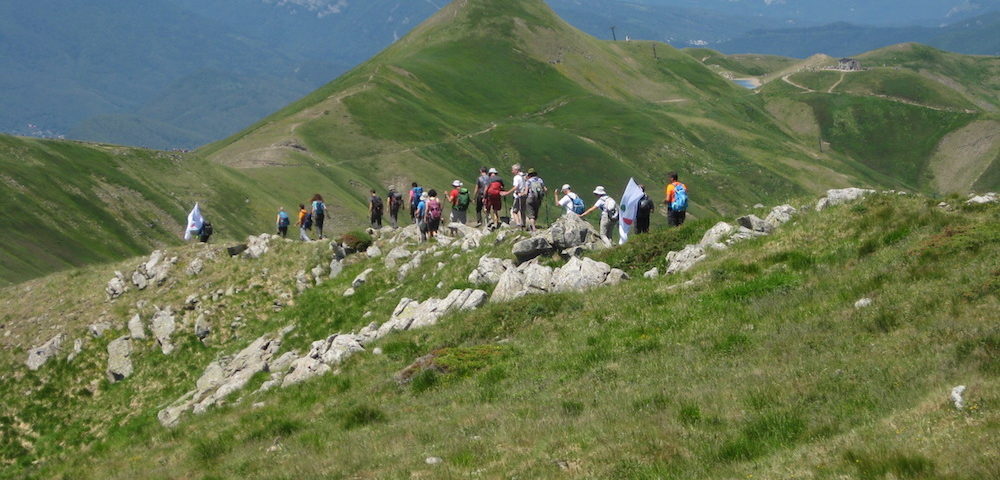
{"left": 782, "top": 75, "right": 814, "bottom": 93}
{"left": 828, "top": 72, "right": 845, "bottom": 93}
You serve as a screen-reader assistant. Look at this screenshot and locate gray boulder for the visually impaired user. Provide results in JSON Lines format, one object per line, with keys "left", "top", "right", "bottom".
{"left": 67, "top": 338, "right": 84, "bottom": 362}
{"left": 816, "top": 188, "right": 875, "bottom": 211}
{"left": 245, "top": 234, "right": 272, "bottom": 259}
{"left": 512, "top": 214, "right": 599, "bottom": 263}
{"left": 512, "top": 236, "right": 554, "bottom": 264}
{"left": 194, "top": 315, "right": 211, "bottom": 340}
{"left": 128, "top": 314, "right": 146, "bottom": 339}
{"left": 468, "top": 256, "right": 514, "bottom": 285}
{"left": 352, "top": 268, "right": 374, "bottom": 288}
{"left": 295, "top": 270, "right": 311, "bottom": 293}
{"left": 384, "top": 246, "right": 412, "bottom": 268}
{"left": 106, "top": 272, "right": 128, "bottom": 300}
{"left": 366, "top": 245, "right": 382, "bottom": 258}
{"left": 89, "top": 322, "right": 113, "bottom": 338}
{"left": 106, "top": 336, "right": 133, "bottom": 383}
{"left": 699, "top": 222, "right": 735, "bottom": 249}
{"left": 186, "top": 257, "right": 204, "bottom": 276}
{"left": 966, "top": 192, "right": 997, "bottom": 205}
{"left": 491, "top": 261, "right": 554, "bottom": 303}
{"left": 737, "top": 214, "right": 774, "bottom": 234}
{"left": 25, "top": 333, "right": 66, "bottom": 370}
{"left": 379, "top": 289, "right": 489, "bottom": 336}
{"left": 644, "top": 267, "right": 659, "bottom": 279}
{"left": 151, "top": 307, "right": 176, "bottom": 355}
{"left": 551, "top": 257, "right": 612, "bottom": 293}
{"left": 131, "top": 270, "right": 149, "bottom": 290}
{"left": 764, "top": 205, "right": 797, "bottom": 228}
{"left": 666, "top": 245, "right": 706, "bottom": 275}
{"left": 311, "top": 264, "right": 326, "bottom": 286}
{"left": 329, "top": 259, "right": 344, "bottom": 279}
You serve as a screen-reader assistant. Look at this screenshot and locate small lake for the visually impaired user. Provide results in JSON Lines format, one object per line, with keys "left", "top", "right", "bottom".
{"left": 733, "top": 79, "right": 757, "bottom": 89}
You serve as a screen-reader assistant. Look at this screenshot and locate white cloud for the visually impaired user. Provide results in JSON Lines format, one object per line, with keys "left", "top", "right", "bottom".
{"left": 264, "top": 0, "right": 350, "bottom": 18}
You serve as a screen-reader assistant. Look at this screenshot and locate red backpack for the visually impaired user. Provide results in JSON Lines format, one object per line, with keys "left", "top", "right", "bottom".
{"left": 486, "top": 179, "right": 504, "bottom": 196}
{"left": 427, "top": 198, "right": 443, "bottom": 220}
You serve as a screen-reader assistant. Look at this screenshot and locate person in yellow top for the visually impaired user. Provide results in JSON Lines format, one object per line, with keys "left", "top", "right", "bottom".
{"left": 663, "top": 171, "right": 688, "bottom": 227}
{"left": 297, "top": 203, "right": 312, "bottom": 241}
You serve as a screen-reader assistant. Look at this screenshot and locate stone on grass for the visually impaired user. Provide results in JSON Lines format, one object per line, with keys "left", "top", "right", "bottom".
{"left": 666, "top": 245, "right": 706, "bottom": 275}
{"left": 89, "top": 322, "right": 113, "bottom": 338}
{"left": 737, "top": 214, "right": 773, "bottom": 234}
{"left": 106, "top": 272, "right": 128, "bottom": 300}
{"left": 699, "top": 222, "right": 735, "bottom": 249}
{"left": 106, "top": 336, "right": 133, "bottom": 383}
{"left": 966, "top": 193, "right": 997, "bottom": 205}
{"left": 950, "top": 385, "right": 966, "bottom": 410}
{"left": 644, "top": 268, "right": 659, "bottom": 279}
{"left": 816, "top": 188, "right": 875, "bottom": 211}
{"left": 352, "top": 268, "right": 374, "bottom": 288}
{"left": 25, "top": 333, "right": 66, "bottom": 370}
{"left": 329, "top": 259, "right": 344, "bottom": 279}
{"left": 366, "top": 245, "right": 382, "bottom": 258}
{"left": 151, "top": 307, "right": 176, "bottom": 355}
{"left": 854, "top": 298, "right": 873, "bottom": 309}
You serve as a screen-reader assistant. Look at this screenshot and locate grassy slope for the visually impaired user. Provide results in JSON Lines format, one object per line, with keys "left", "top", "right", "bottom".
{"left": 0, "top": 135, "right": 302, "bottom": 286}
{"left": 201, "top": 0, "right": 882, "bottom": 224}
{"left": 683, "top": 48, "right": 799, "bottom": 77}
{"left": 1, "top": 195, "right": 996, "bottom": 479}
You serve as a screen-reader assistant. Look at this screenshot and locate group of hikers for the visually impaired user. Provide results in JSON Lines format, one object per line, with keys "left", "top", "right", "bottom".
{"left": 274, "top": 166, "right": 689, "bottom": 244}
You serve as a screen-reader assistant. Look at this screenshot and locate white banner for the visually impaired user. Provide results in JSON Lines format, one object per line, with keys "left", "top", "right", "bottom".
{"left": 618, "top": 178, "right": 643, "bottom": 244}
{"left": 184, "top": 203, "right": 203, "bottom": 241}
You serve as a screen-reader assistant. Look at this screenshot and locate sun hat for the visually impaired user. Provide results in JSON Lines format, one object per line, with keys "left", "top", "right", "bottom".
{"left": 593, "top": 186, "right": 607, "bottom": 195}
{"left": 561, "top": 184, "right": 571, "bottom": 191}
{"left": 488, "top": 167, "right": 498, "bottom": 174}
{"left": 452, "top": 180, "right": 462, "bottom": 187}
{"left": 420, "top": 192, "right": 429, "bottom": 200}
{"left": 527, "top": 168, "right": 536, "bottom": 174}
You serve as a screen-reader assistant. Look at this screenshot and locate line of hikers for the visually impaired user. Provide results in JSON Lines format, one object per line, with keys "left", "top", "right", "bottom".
{"left": 274, "top": 168, "right": 689, "bottom": 244}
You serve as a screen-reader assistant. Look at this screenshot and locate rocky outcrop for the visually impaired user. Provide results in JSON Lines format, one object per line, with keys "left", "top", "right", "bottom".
{"left": 106, "top": 272, "right": 128, "bottom": 300}
{"left": 700, "top": 222, "right": 736, "bottom": 250}
{"left": 186, "top": 257, "right": 204, "bottom": 276}
{"left": 282, "top": 334, "right": 366, "bottom": 387}
{"left": 106, "top": 336, "right": 133, "bottom": 383}
{"left": 25, "top": 333, "right": 66, "bottom": 370}
{"left": 245, "top": 234, "right": 273, "bottom": 259}
{"left": 128, "top": 314, "right": 147, "bottom": 340}
{"left": 158, "top": 329, "right": 289, "bottom": 427}
{"left": 737, "top": 214, "right": 774, "bottom": 234}
{"left": 151, "top": 307, "right": 176, "bottom": 355}
{"left": 366, "top": 245, "right": 382, "bottom": 258}
{"left": 491, "top": 258, "right": 625, "bottom": 303}
{"left": 352, "top": 268, "right": 374, "bottom": 288}
{"left": 765, "top": 205, "right": 797, "bottom": 228}
{"left": 816, "top": 188, "right": 875, "bottom": 211}
{"left": 666, "top": 245, "right": 707, "bottom": 275}
{"left": 384, "top": 246, "right": 412, "bottom": 268}
{"left": 379, "top": 289, "right": 489, "bottom": 335}
{"left": 329, "top": 259, "right": 344, "bottom": 279}
{"left": 130, "top": 250, "right": 176, "bottom": 290}
{"left": 468, "top": 256, "right": 515, "bottom": 285}
{"left": 966, "top": 192, "right": 997, "bottom": 205}
{"left": 194, "top": 314, "right": 211, "bottom": 340}
{"left": 511, "top": 214, "right": 601, "bottom": 263}
{"left": 89, "top": 322, "right": 113, "bottom": 338}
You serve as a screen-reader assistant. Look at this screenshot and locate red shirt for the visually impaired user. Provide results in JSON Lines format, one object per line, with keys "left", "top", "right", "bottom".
{"left": 449, "top": 188, "right": 460, "bottom": 206}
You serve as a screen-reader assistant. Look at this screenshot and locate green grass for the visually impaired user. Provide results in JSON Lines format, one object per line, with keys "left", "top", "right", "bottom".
{"left": 2, "top": 194, "right": 996, "bottom": 479}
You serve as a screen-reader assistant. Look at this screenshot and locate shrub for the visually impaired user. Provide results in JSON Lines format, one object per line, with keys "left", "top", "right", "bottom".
{"left": 340, "top": 230, "right": 373, "bottom": 251}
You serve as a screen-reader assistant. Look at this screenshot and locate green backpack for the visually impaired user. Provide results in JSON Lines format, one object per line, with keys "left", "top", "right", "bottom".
{"left": 456, "top": 188, "right": 471, "bottom": 211}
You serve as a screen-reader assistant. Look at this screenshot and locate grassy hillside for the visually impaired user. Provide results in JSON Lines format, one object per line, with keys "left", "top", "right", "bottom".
{"left": 0, "top": 135, "right": 292, "bottom": 286}
{"left": 1, "top": 193, "right": 996, "bottom": 478}
{"left": 683, "top": 48, "right": 799, "bottom": 77}
{"left": 202, "top": 0, "right": 886, "bottom": 229}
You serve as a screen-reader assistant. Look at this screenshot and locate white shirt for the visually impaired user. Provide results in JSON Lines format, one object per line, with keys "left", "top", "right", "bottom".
{"left": 558, "top": 192, "right": 579, "bottom": 214}
{"left": 594, "top": 195, "right": 617, "bottom": 216}
{"left": 512, "top": 172, "right": 526, "bottom": 197}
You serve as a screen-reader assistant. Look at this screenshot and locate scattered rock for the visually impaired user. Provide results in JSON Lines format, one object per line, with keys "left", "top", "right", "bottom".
{"left": 26, "top": 333, "right": 66, "bottom": 370}
{"left": 380, "top": 289, "right": 489, "bottom": 335}
{"left": 352, "top": 268, "right": 374, "bottom": 288}
{"left": 106, "top": 272, "right": 128, "bottom": 300}
{"left": 950, "top": 385, "right": 966, "bottom": 410}
{"left": 194, "top": 315, "right": 211, "bottom": 340}
{"left": 158, "top": 330, "right": 288, "bottom": 427}
{"left": 511, "top": 214, "right": 600, "bottom": 263}
{"left": 469, "top": 256, "right": 514, "bottom": 285}
{"left": 512, "top": 236, "right": 554, "bottom": 264}
{"left": 329, "top": 259, "right": 344, "bottom": 279}
{"left": 151, "top": 307, "right": 176, "bottom": 355}
{"left": 426, "top": 457, "right": 443, "bottom": 465}
{"left": 366, "top": 245, "right": 382, "bottom": 258}
{"left": 385, "top": 247, "right": 414, "bottom": 269}
{"left": 644, "top": 267, "right": 659, "bottom": 279}
{"left": 966, "top": 192, "right": 997, "bottom": 205}
{"left": 128, "top": 314, "right": 146, "bottom": 339}
{"left": 106, "top": 336, "right": 133, "bottom": 383}
{"left": 816, "top": 188, "right": 875, "bottom": 211}
{"left": 666, "top": 245, "right": 706, "bottom": 275}
{"left": 295, "top": 270, "right": 311, "bottom": 293}
{"left": 67, "top": 338, "right": 84, "bottom": 362}
{"left": 245, "top": 234, "right": 272, "bottom": 259}
{"left": 699, "top": 222, "right": 735, "bottom": 249}
{"left": 343, "top": 287, "right": 356, "bottom": 297}
{"left": 184, "top": 294, "right": 199, "bottom": 310}
{"left": 764, "top": 205, "right": 797, "bottom": 228}
{"left": 492, "top": 261, "right": 554, "bottom": 302}
{"left": 737, "top": 214, "right": 774, "bottom": 234}
{"left": 938, "top": 202, "right": 951, "bottom": 209}
{"left": 854, "top": 298, "right": 873, "bottom": 309}
{"left": 132, "top": 270, "right": 149, "bottom": 290}
{"left": 89, "top": 322, "right": 113, "bottom": 338}
{"left": 186, "top": 257, "right": 204, "bottom": 276}
{"left": 372, "top": 347, "right": 383, "bottom": 355}
{"left": 311, "top": 264, "right": 326, "bottom": 286}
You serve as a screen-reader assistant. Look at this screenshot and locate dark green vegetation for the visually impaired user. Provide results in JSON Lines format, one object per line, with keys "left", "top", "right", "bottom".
{"left": 1, "top": 193, "right": 995, "bottom": 479}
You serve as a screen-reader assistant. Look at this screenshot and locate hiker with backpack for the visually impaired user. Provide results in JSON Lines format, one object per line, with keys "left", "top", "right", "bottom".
{"left": 636, "top": 185, "right": 655, "bottom": 234}
{"left": 387, "top": 187, "right": 403, "bottom": 228}
{"left": 449, "top": 180, "right": 471, "bottom": 225}
{"left": 484, "top": 168, "right": 505, "bottom": 229}
{"left": 474, "top": 167, "right": 490, "bottom": 226}
{"left": 311, "top": 194, "right": 327, "bottom": 239}
{"left": 424, "top": 189, "right": 443, "bottom": 240}
{"left": 579, "top": 186, "right": 619, "bottom": 244}
{"left": 297, "top": 203, "right": 312, "bottom": 241}
{"left": 556, "top": 184, "right": 586, "bottom": 216}
{"left": 408, "top": 182, "right": 424, "bottom": 224}
{"left": 524, "top": 168, "right": 547, "bottom": 232}
{"left": 198, "top": 220, "right": 213, "bottom": 243}
{"left": 415, "top": 191, "right": 429, "bottom": 242}
{"left": 501, "top": 163, "right": 527, "bottom": 229}
{"left": 663, "top": 172, "right": 688, "bottom": 227}
{"left": 369, "top": 190, "right": 384, "bottom": 229}
{"left": 276, "top": 207, "right": 290, "bottom": 238}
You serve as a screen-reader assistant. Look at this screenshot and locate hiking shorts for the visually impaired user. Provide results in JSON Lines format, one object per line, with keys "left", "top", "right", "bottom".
{"left": 526, "top": 197, "right": 542, "bottom": 220}
{"left": 512, "top": 195, "right": 527, "bottom": 214}
{"left": 668, "top": 209, "right": 686, "bottom": 227}
{"left": 427, "top": 218, "right": 441, "bottom": 233}
{"left": 485, "top": 194, "right": 502, "bottom": 212}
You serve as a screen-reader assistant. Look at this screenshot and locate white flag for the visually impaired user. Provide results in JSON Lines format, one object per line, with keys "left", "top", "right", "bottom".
{"left": 184, "top": 203, "right": 203, "bottom": 241}
{"left": 618, "top": 178, "right": 644, "bottom": 244}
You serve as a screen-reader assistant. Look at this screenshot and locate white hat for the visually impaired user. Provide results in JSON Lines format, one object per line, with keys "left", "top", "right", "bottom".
{"left": 420, "top": 192, "right": 429, "bottom": 200}
{"left": 452, "top": 180, "right": 462, "bottom": 187}
{"left": 593, "top": 186, "right": 607, "bottom": 195}
{"left": 488, "top": 167, "right": 498, "bottom": 174}
{"left": 561, "top": 184, "right": 571, "bottom": 191}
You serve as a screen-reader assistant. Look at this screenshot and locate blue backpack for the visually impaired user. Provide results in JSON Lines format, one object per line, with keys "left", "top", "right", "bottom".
{"left": 571, "top": 196, "right": 586, "bottom": 215}
{"left": 671, "top": 183, "right": 688, "bottom": 212}
{"left": 411, "top": 187, "right": 424, "bottom": 205}
{"left": 278, "top": 211, "right": 290, "bottom": 227}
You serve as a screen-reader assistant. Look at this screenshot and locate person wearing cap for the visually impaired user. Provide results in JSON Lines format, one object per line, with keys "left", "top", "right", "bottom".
{"left": 484, "top": 167, "right": 505, "bottom": 229}
{"left": 501, "top": 163, "right": 526, "bottom": 229}
{"left": 523, "top": 168, "right": 546, "bottom": 232}
{"left": 369, "top": 189, "right": 383, "bottom": 229}
{"left": 449, "top": 180, "right": 471, "bottom": 225}
{"left": 579, "top": 186, "right": 619, "bottom": 244}
{"left": 416, "top": 191, "right": 430, "bottom": 241}
{"left": 556, "top": 184, "right": 581, "bottom": 215}
{"left": 474, "top": 167, "right": 490, "bottom": 226}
